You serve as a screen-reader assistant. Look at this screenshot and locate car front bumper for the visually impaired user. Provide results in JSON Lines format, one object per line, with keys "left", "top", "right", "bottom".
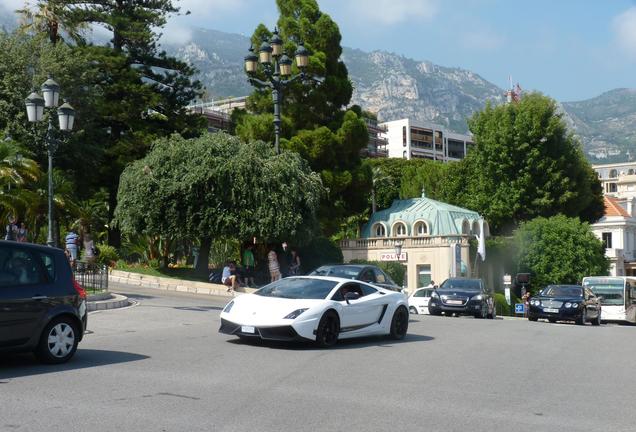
{"left": 528, "top": 306, "right": 583, "bottom": 321}
{"left": 219, "top": 318, "right": 314, "bottom": 342}
{"left": 428, "top": 300, "right": 485, "bottom": 315}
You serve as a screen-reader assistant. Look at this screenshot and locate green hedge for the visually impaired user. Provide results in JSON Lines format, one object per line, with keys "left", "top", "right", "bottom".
{"left": 494, "top": 292, "right": 522, "bottom": 316}
{"left": 349, "top": 259, "right": 405, "bottom": 287}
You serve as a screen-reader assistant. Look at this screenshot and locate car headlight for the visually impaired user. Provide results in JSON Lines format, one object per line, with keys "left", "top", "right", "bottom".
{"left": 570, "top": 303, "right": 579, "bottom": 309}
{"left": 565, "top": 302, "right": 572, "bottom": 308}
{"left": 223, "top": 300, "right": 234, "bottom": 313}
{"left": 472, "top": 294, "right": 483, "bottom": 301}
{"left": 284, "top": 308, "right": 308, "bottom": 319}
{"left": 532, "top": 300, "right": 541, "bottom": 306}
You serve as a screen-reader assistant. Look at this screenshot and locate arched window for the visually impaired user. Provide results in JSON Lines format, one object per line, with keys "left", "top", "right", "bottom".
{"left": 414, "top": 221, "right": 428, "bottom": 236}
{"left": 393, "top": 222, "right": 407, "bottom": 237}
{"left": 610, "top": 169, "right": 618, "bottom": 178}
{"left": 373, "top": 223, "right": 386, "bottom": 237}
{"left": 461, "top": 220, "right": 470, "bottom": 235}
{"left": 472, "top": 220, "right": 480, "bottom": 236}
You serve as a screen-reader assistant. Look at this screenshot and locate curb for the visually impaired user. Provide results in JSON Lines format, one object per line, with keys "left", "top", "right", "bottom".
{"left": 87, "top": 293, "right": 130, "bottom": 312}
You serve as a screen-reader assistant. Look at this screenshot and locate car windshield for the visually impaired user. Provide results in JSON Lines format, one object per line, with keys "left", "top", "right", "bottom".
{"left": 583, "top": 278, "right": 624, "bottom": 306}
{"left": 309, "top": 266, "right": 360, "bottom": 279}
{"left": 255, "top": 277, "right": 338, "bottom": 300}
{"left": 540, "top": 285, "right": 583, "bottom": 298}
{"left": 438, "top": 279, "right": 482, "bottom": 292}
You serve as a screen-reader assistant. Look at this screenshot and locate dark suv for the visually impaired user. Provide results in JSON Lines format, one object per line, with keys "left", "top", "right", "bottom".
{"left": 0, "top": 240, "right": 87, "bottom": 363}
{"left": 309, "top": 264, "right": 402, "bottom": 292}
{"left": 428, "top": 277, "right": 495, "bottom": 318}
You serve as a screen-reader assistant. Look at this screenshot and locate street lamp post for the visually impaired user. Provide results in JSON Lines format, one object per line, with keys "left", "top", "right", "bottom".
{"left": 25, "top": 76, "right": 75, "bottom": 247}
{"left": 244, "top": 28, "right": 317, "bottom": 154}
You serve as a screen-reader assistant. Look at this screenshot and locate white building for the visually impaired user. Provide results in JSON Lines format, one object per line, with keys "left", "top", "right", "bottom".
{"left": 591, "top": 195, "right": 636, "bottom": 276}
{"left": 380, "top": 118, "right": 475, "bottom": 161}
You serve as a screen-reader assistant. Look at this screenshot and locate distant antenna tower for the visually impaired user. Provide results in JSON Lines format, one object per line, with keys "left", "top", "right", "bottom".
{"left": 505, "top": 75, "right": 522, "bottom": 104}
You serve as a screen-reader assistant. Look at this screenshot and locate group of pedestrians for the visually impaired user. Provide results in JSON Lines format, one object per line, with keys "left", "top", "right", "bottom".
{"left": 267, "top": 242, "right": 301, "bottom": 283}
{"left": 64, "top": 229, "right": 97, "bottom": 267}
{"left": 4, "top": 216, "right": 28, "bottom": 242}
{"left": 219, "top": 241, "right": 302, "bottom": 293}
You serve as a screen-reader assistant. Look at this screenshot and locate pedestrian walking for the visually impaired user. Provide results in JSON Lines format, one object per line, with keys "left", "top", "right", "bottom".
{"left": 65, "top": 229, "right": 80, "bottom": 267}
{"left": 242, "top": 243, "right": 256, "bottom": 287}
{"left": 83, "top": 233, "right": 96, "bottom": 264}
{"left": 4, "top": 216, "right": 17, "bottom": 241}
{"left": 267, "top": 244, "right": 281, "bottom": 282}
{"left": 16, "top": 222, "right": 28, "bottom": 242}
{"left": 279, "top": 241, "right": 292, "bottom": 277}
{"left": 289, "top": 248, "right": 301, "bottom": 276}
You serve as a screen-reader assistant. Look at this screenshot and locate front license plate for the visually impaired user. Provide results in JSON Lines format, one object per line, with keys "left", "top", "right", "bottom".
{"left": 241, "top": 325, "right": 255, "bottom": 334}
{"left": 544, "top": 308, "right": 559, "bottom": 313}
{"left": 447, "top": 300, "right": 463, "bottom": 305}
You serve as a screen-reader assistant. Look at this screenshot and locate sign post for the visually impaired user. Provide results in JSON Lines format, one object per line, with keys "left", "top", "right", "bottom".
{"left": 503, "top": 274, "right": 512, "bottom": 315}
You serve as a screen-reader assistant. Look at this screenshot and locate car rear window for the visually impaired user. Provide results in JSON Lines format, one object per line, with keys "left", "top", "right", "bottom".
{"left": 310, "top": 266, "right": 359, "bottom": 279}
{"left": 0, "top": 246, "right": 45, "bottom": 287}
{"left": 37, "top": 251, "right": 56, "bottom": 281}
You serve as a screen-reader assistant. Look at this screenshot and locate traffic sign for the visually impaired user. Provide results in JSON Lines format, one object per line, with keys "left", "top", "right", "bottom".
{"left": 515, "top": 303, "right": 525, "bottom": 314}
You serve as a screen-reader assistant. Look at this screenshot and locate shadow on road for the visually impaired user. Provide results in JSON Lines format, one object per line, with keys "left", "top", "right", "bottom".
{"left": 114, "top": 292, "right": 157, "bottom": 300}
{"left": 227, "top": 333, "right": 434, "bottom": 351}
{"left": 0, "top": 349, "right": 149, "bottom": 380}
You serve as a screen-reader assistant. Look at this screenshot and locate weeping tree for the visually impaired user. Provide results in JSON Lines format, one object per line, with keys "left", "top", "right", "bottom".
{"left": 115, "top": 132, "right": 325, "bottom": 275}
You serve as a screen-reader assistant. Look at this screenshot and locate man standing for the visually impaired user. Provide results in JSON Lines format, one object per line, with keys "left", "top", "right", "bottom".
{"left": 65, "top": 229, "right": 80, "bottom": 266}
{"left": 242, "top": 243, "right": 256, "bottom": 287}
{"left": 279, "top": 242, "right": 292, "bottom": 277}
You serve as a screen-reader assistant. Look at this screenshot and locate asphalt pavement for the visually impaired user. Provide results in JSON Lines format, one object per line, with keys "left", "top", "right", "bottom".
{"left": 1, "top": 283, "right": 635, "bottom": 432}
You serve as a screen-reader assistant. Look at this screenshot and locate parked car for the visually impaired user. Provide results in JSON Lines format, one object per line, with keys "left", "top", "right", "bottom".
{"left": 428, "top": 277, "right": 495, "bottom": 318}
{"left": 309, "top": 264, "right": 402, "bottom": 292}
{"left": 527, "top": 285, "right": 601, "bottom": 325}
{"left": 0, "top": 240, "right": 88, "bottom": 363}
{"left": 219, "top": 276, "right": 409, "bottom": 346}
{"left": 408, "top": 287, "right": 434, "bottom": 314}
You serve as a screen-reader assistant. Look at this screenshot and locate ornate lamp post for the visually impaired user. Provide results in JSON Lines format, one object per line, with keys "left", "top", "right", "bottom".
{"left": 25, "top": 76, "right": 75, "bottom": 247}
{"left": 244, "top": 28, "right": 317, "bottom": 154}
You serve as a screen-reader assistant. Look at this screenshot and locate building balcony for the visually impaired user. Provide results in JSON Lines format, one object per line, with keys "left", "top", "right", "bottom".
{"left": 340, "top": 236, "right": 470, "bottom": 250}
{"left": 606, "top": 248, "right": 624, "bottom": 259}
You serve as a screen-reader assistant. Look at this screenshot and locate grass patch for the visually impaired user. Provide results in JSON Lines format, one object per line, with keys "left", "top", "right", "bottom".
{"left": 116, "top": 264, "right": 210, "bottom": 283}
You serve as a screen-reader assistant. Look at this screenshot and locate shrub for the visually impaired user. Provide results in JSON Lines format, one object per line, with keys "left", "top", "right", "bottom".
{"left": 300, "top": 237, "right": 343, "bottom": 273}
{"left": 494, "top": 292, "right": 522, "bottom": 316}
{"left": 349, "top": 259, "right": 405, "bottom": 287}
{"left": 95, "top": 243, "right": 119, "bottom": 266}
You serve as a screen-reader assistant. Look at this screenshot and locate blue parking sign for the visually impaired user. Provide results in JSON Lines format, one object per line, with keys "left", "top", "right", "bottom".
{"left": 515, "top": 303, "right": 525, "bottom": 314}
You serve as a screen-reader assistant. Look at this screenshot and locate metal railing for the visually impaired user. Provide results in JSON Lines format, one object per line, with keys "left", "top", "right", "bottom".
{"left": 73, "top": 261, "right": 109, "bottom": 293}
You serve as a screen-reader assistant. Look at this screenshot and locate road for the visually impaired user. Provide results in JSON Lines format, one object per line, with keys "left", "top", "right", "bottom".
{"left": 1, "top": 284, "right": 635, "bottom": 432}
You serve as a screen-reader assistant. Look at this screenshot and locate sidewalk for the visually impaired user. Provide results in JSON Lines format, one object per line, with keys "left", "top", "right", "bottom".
{"left": 109, "top": 269, "right": 257, "bottom": 298}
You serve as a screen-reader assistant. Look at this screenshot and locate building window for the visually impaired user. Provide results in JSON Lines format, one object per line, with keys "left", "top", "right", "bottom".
{"left": 461, "top": 220, "right": 470, "bottom": 235}
{"left": 602, "top": 232, "right": 612, "bottom": 249}
{"left": 403, "top": 150, "right": 407, "bottom": 159}
{"left": 609, "top": 183, "right": 617, "bottom": 193}
{"left": 417, "top": 264, "right": 432, "bottom": 287}
{"left": 402, "top": 126, "right": 407, "bottom": 147}
{"left": 373, "top": 223, "right": 386, "bottom": 237}
{"left": 610, "top": 169, "right": 618, "bottom": 178}
{"left": 393, "top": 222, "right": 407, "bottom": 236}
{"left": 414, "top": 221, "right": 428, "bottom": 236}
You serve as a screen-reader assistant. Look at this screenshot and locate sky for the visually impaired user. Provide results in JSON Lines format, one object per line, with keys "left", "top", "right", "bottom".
{"left": 3, "top": 0, "right": 636, "bottom": 101}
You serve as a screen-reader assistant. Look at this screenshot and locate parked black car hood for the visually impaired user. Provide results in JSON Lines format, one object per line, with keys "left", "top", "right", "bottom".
{"left": 436, "top": 289, "right": 481, "bottom": 297}
{"left": 533, "top": 296, "right": 583, "bottom": 302}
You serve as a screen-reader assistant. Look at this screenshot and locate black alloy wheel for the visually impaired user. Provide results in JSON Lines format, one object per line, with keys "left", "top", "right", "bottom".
{"left": 315, "top": 311, "right": 340, "bottom": 347}
{"left": 390, "top": 306, "right": 409, "bottom": 340}
{"left": 591, "top": 309, "right": 601, "bottom": 326}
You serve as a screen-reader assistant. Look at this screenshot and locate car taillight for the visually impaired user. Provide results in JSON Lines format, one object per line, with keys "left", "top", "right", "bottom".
{"left": 73, "top": 278, "right": 87, "bottom": 299}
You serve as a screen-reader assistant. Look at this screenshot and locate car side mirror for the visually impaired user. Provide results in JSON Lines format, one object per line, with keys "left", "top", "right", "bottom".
{"left": 344, "top": 292, "right": 360, "bottom": 304}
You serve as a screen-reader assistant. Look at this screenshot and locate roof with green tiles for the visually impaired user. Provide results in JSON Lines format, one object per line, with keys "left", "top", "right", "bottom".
{"left": 362, "top": 192, "right": 484, "bottom": 238}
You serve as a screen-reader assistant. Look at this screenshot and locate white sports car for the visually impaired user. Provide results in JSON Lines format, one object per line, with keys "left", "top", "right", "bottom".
{"left": 219, "top": 276, "right": 409, "bottom": 347}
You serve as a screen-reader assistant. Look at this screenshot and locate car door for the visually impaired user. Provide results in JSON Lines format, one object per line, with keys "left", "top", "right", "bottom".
{"left": 584, "top": 288, "right": 601, "bottom": 319}
{"left": 335, "top": 282, "right": 385, "bottom": 331}
{"left": 0, "top": 245, "right": 53, "bottom": 347}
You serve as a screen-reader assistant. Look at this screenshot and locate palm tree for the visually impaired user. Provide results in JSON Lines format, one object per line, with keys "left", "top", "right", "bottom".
{"left": 16, "top": 0, "right": 87, "bottom": 45}
{"left": 0, "top": 139, "right": 41, "bottom": 224}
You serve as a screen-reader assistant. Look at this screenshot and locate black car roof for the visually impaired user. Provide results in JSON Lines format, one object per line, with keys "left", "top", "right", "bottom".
{"left": 0, "top": 240, "right": 65, "bottom": 255}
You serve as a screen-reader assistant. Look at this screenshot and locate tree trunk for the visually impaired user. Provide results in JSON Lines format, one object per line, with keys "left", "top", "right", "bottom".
{"left": 107, "top": 187, "right": 121, "bottom": 248}
{"left": 195, "top": 237, "right": 212, "bottom": 277}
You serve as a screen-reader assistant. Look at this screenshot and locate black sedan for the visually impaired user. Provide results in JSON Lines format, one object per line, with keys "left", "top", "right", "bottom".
{"left": 527, "top": 285, "right": 601, "bottom": 325}
{"left": 427, "top": 278, "right": 495, "bottom": 318}
{"left": 309, "top": 264, "right": 402, "bottom": 292}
